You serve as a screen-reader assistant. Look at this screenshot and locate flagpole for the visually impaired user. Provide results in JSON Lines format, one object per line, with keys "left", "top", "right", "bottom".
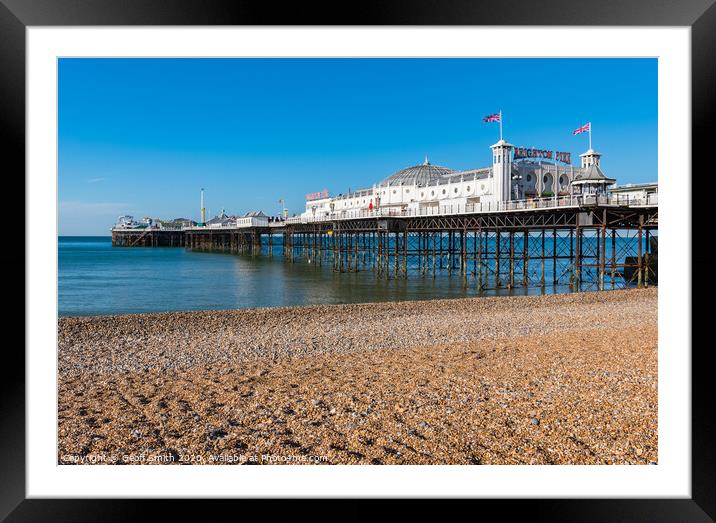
{"left": 499, "top": 110, "right": 503, "bottom": 141}
{"left": 589, "top": 122, "right": 592, "bottom": 150}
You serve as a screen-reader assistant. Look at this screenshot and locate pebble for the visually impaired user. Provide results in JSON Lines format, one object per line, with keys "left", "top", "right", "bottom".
{"left": 57, "top": 289, "right": 658, "bottom": 465}
{"left": 58, "top": 289, "right": 657, "bottom": 378}
{"left": 209, "top": 429, "right": 227, "bottom": 439}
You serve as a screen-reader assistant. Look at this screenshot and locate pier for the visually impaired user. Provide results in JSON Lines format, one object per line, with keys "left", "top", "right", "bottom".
{"left": 111, "top": 228, "right": 185, "bottom": 247}
{"left": 111, "top": 195, "right": 658, "bottom": 291}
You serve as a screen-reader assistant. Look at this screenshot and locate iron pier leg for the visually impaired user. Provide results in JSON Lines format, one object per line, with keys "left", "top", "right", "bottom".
{"left": 637, "top": 216, "right": 644, "bottom": 288}
{"left": 477, "top": 229, "right": 483, "bottom": 291}
{"left": 508, "top": 231, "right": 514, "bottom": 289}
{"left": 495, "top": 230, "right": 501, "bottom": 288}
{"left": 403, "top": 229, "right": 408, "bottom": 278}
{"left": 576, "top": 225, "right": 582, "bottom": 291}
{"left": 553, "top": 228, "right": 557, "bottom": 286}
{"left": 541, "top": 229, "right": 546, "bottom": 289}
{"left": 600, "top": 219, "right": 607, "bottom": 291}
{"left": 569, "top": 228, "right": 574, "bottom": 289}
{"left": 523, "top": 230, "right": 529, "bottom": 288}
{"left": 645, "top": 228, "right": 650, "bottom": 287}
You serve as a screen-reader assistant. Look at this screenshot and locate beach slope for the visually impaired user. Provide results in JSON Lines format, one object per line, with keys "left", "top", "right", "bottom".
{"left": 58, "top": 289, "right": 657, "bottom": 465}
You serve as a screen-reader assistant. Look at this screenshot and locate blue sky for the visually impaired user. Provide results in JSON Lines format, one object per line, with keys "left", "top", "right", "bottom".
{"left": 59, "top": 58, "right": 657, "bottom": 235}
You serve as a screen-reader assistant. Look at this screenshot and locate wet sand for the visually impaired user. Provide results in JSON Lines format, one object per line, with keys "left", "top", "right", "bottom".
{"left": 58, "top": 289, "right": 657, "bottom": 465}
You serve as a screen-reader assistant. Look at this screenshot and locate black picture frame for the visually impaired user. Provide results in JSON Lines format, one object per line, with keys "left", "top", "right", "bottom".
{"left": 2, "top": 0, "right": 713, "bottom": 520}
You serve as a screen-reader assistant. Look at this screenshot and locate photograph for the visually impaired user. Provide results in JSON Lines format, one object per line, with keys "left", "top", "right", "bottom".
{"left": 0, "top": 0, "right": 708, "bottom": 514}
{"left": 56, "top": 57, "right": 659, "bottom": 466}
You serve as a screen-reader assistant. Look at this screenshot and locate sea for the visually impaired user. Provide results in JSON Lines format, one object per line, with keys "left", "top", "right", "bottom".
{"left": 58, "top": 235, "right": 646, "bottom": 317}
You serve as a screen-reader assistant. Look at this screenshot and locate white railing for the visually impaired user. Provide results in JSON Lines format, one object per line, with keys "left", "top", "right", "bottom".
{"left": 285, "top": 193, "right": 657, "bottom": 224}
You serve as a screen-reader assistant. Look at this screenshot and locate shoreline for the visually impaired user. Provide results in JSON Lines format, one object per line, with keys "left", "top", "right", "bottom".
{"left": 59, "top": 286, "right": 653, "bottom": 322}
{"left": 58, "top": 288, "right": 657, "bottom": 465}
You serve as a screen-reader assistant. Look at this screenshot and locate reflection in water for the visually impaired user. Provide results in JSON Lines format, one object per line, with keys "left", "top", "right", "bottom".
{"left": 60, "top": 236, "right": 593, "bottom": 317}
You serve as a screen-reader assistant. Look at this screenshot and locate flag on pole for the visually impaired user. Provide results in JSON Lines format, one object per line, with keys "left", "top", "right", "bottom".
{"left": 573, "top": 122, "right": 591, "bottom": 135}
{"left": 483, "top": 113, "right": 501, "bottom": 123}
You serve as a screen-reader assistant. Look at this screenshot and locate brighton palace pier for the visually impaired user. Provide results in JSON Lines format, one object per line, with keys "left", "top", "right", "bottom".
{"left": 112, "top": 137, "right": 658, "bottom": 290}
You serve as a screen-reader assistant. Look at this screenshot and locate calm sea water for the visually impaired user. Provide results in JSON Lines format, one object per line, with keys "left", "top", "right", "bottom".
{"left": 59, "top": 235, "right": 635, "bottom": 317}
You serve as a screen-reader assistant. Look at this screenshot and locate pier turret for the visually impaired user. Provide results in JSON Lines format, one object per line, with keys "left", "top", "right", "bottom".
{"left": 491, "top": 138, "right": 514, "bottom": 203}
{"left": 579, "top": 148, "right": 602, "bottom": 168}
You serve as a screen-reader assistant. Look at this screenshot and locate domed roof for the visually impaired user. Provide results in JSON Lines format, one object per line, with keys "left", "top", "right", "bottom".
{"left": 572, "top": 164, "right": 615, "bottom": 184}
{"left": 380, "top": 157, "right": 455, "bottom": 186}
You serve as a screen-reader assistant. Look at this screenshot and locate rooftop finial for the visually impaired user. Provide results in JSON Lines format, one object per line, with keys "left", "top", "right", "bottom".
{"left": 423, "top": 155, "right": 430, "bottom": 166}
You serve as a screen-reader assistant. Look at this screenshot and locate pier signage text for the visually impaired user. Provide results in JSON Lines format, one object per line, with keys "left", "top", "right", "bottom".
{"left": 306, "top": 189, "right": 330, "bottom": 201}
{"left": 514, "top": 147, "right": 571, "bottom": 164}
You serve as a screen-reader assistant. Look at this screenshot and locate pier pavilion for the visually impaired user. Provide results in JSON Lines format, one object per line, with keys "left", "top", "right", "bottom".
{"left": 301, "top": 139, "right": 617, "bottom": 221}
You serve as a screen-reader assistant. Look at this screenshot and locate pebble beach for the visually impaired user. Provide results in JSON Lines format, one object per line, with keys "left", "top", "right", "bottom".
{"left": 58, "top": 288, "right": 658, "bottom": 465}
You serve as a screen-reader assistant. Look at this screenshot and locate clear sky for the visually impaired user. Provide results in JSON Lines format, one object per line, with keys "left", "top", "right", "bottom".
{"left": 59, "top": 58, "right": 657, "bottom": 235}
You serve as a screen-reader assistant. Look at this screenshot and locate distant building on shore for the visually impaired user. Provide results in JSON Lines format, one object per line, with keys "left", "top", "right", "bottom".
{"left": 302, "top": 137, "right": 655, "bottom": 219}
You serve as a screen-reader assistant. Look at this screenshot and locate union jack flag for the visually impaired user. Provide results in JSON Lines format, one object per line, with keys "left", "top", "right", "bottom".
{"left": 573, "top": 122, "right": 591, "bottom": 135}
{"left": 483, "top": 113, "right": 501, "bottom": 123}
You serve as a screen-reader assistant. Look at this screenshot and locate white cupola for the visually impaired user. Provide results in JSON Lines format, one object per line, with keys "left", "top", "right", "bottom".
{"left": 579, "top": 148, "right": 602, "bottom": 168}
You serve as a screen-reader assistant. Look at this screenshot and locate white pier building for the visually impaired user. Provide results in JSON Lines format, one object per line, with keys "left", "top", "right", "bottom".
{"left": 302, "top": 138, "right": 630, "bottom": 221}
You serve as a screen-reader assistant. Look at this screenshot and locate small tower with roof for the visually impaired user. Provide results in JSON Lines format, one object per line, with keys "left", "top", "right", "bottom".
{"left": 579, "top": 148, "right": 602, "bottom": 168}
{"left": 572, "top": 162, "right": 616, "bottom": 196}
{"left": 573, "top": 121, "right": 613, "bottom": 194}
{"left": 491, "top": 138, "right": 514, "bottom": 203}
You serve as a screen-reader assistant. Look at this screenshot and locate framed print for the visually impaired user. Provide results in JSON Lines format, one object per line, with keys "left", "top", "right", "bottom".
{"left": 2, "top": 0, "right": 714, "bottom": 519}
